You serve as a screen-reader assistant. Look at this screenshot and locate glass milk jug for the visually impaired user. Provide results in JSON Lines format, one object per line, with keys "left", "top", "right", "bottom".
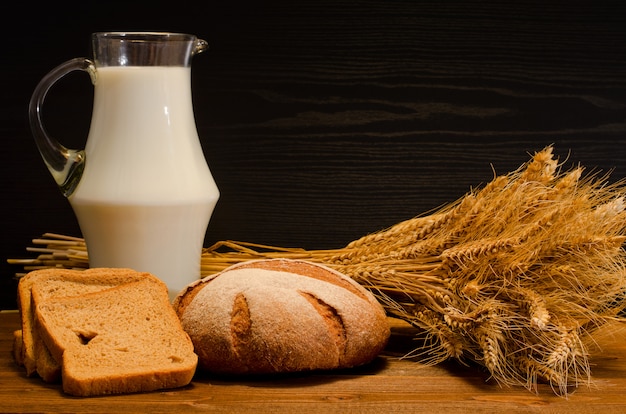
{"left": 29, "top": 32, "right": 220, "bottom": 300}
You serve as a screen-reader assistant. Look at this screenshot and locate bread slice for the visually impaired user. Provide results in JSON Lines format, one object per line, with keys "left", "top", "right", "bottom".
{"left": 34, "top": 333, "right": 63, "bottom": 383}
{"left": 17, "top": 268, "right": 156, "bottom": 381}
{"left": 34, "top": 276, "right": 197, "bottom": 397}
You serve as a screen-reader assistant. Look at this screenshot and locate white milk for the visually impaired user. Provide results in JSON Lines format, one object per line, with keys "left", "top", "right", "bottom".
{"left": 69, "top": 66, "right": 219, "bottom": 300}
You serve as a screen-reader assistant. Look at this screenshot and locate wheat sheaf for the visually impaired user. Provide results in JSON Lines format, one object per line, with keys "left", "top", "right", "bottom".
{"left": 12, "top": 146, "right": 626, "bottom": 396}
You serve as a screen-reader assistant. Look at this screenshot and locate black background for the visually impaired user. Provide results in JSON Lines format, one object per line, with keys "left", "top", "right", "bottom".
{"left": 2, "top": 0, "right": 625, "bottom": 309}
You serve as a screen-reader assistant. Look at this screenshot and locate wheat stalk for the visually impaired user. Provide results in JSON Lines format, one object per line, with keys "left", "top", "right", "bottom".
{"left": 9, "top": 146, "right": 626, "bottom": 396}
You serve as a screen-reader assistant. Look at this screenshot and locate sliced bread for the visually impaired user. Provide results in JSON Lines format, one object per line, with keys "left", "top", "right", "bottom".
{"left": 34, "top": 276, "right": 197, "bottom": 396}
{"left": 17, "top": 268, "right": 156, "bottom": 381}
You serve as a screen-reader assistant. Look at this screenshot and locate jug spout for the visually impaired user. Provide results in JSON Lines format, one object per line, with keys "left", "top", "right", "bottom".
{"left": 193, "top": 38, "right": 209, "bottom": 56}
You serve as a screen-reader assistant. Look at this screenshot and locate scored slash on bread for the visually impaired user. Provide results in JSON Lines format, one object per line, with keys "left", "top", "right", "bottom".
{"left": 173, "top": 259, "right": 390, "bottom": 375}
{"left": 16, "top": 268, "right": 197, "bottom": 397}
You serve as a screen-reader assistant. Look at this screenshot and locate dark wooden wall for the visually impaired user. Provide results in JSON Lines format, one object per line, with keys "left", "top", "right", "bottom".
{"left": 2, "top": 0, "right": 625, "bottom": 309}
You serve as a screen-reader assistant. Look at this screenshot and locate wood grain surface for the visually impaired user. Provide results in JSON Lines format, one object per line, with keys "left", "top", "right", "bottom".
{"left": 3, "top": 311, "right": 626, "bottom": 413}
{"left": 2, "top": 0, "right": 626, "bottom": 310}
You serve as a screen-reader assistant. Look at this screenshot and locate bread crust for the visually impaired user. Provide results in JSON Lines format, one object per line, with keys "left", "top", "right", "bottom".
{"left": 173, "top": 259, "right": 390, "bottom": 375}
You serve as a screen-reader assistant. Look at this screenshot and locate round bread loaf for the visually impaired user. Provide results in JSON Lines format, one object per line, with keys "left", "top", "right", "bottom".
{"left": 173, "top": 258, "right": 390, "bottom": 375}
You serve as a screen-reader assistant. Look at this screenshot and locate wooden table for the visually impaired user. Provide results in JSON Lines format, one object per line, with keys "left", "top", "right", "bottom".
{"left": 2, "top": 311, "right": 626, "bottom": 413}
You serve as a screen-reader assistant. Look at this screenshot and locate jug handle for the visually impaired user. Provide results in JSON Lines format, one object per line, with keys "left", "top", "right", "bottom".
{"left": 29, "top": 58, "right": 97, "bottom": 197}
